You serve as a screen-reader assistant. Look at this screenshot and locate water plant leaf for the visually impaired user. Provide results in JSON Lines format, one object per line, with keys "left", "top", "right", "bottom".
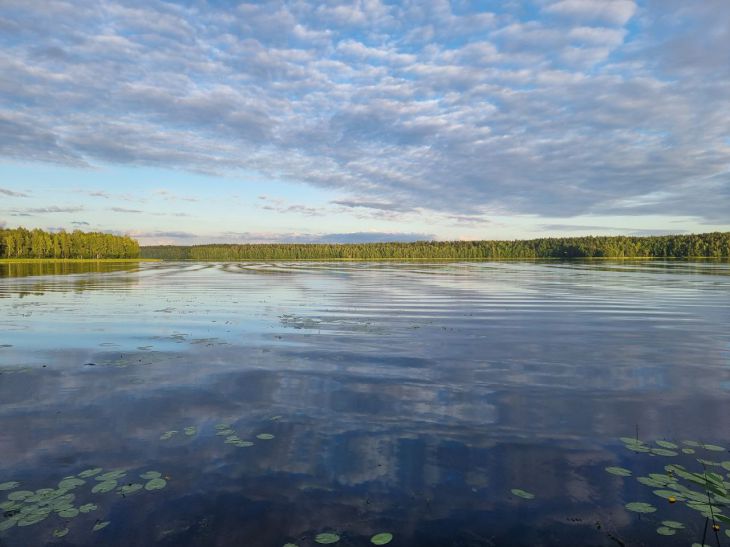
{"left": 78, "top": 468, "right": 103, "bottom": 478}
{"left": 7, "top": 490, "right": 33, "bottom": 501}
{"left": 91, "top": 480, "right": 118, "bottom": 494}
{"left": 234, "top": 441, "right": 255, "bottom": 447}
{"left": 160, "top": 431, "right": 178, "bottom": 440}
{"left": 216, "top": 429, "right": 235, "bottom": 436}
{"left": 620, "top": 437, "right": 643, "bottom": 445}
{"left": 79, "top": 503, "right": 98, "bottom": 513}
{"left": 637, "top": 477, "right": 665, "bottom": 488}
{"left": 511, "top": 489, "right": 535, "bottom": 499}
{"left": 145, "top": 478, "right": 167, "bottom": 491}
{"left": 140, "top": 471, "right": 161, "bottom": 480}
{"left": 656, "top": 526, "right": 676, "bottom": 536}
{"left": 58, "top": 477, "right": 86, "bottom": 490}
{"left": 119, "top": 483, "right": 144, "bottom": 495}
{"left": 683, "top": 440, "right": 700, "bottom": 447}
{"left": 661, "top": 521, "right": 684, "bottom": 529}
{"left": 58, "top": 508, "right": 79, "bottom": 518}
{"left": 18, "top": 513, "right": 48, "bottom": 526}
{"left": 93, "top": 521, "right": 110, "bottom": 531}
{"left": 625, "top": 502, "right": 656, "bottom": 513}
{"left": 371, "top": 532, "right": 393, "bottom": 545}
{"left": 682, "top": 448, "right": 696, "bottom": 454}
{"left": 53, "top": 528, "right": 69, "bottom": 538}
{"left": 283, "top": 544, "right": 298, "bottom": 547}
{"left": 605, "top": 467, "right": 632, "bottom": 477}
{"left": 703, "top": 444, "right": 726, "bottom": 452}
{"left": 215, "top": 423, "right": 231, "bottom": 430}
{"left": 184, "top": 426, "right": 197, "bottom": 436}
{"left": 721, "top": 461, "right": 730, "bottom": 471}
{"left": 0, "top": 481, "right": 19, "bottom": 491}
{"left": 653, "top": 490, "right": 683, "bottom": 500}
{"left": 656, "top": 441, "right": 678, "bottom": 449}
{"left": 315, "top": 532, "right": 341, "bottom": 544}
{"left": 256, "top": 433, "right": 275, "bottom": 440}
{"left": 651, "top": 448, "right": 678, "bottom": 457}
{"left": 0, "top": 518, "right": 18, "bottom": 531}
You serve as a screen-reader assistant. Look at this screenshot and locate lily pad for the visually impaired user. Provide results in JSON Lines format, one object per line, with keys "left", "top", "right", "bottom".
{"left": 511, "top": 489, "right": 535, "bottom": 499}
{"left": 703, "top": 444, "right": 726, "bottom": 452}
{"left": 145, "top": 478, "right": 167, "bottom": 491}
{"left": 721, "top": 461, "right": 730, "bottom": 471}
{"left": 18, "top": 513, "right": 48, "bottom": 526}
{"left": 605, "top": 466, "right": 632, "bottom": 477}
{"left": 119, "top": 483, "right": 144, "bottom": 495}
{"left": 0, "top": 481, "right": 19, "bottom": 491}
{"left": 93, "top": 520, "right": 110, "bottom": 531}
{"left": 217, "top": 429, "right": 235, "bottom": 436}
{"left": 96, "top": 470, "right": 126, "bottom": 481}
{"left": 625, "top": 502, "right": 657, "bottom": 513}
{"left": 58, "top": 508, "right": 79, "bottom": 518}
{"left": 661, "top": 521, "right": 684, "bottom": 529}
{"left": 184, "top": 426, "right": 197, "bottom": 436}
{"left": 140, "top": 471, "right": 162, "bottom": 480}
{"left": 315, "top": 532, "right": 341, "bottom": 544}
{"left": 656, "top": 526, "right": 676, "bottom": 536}
{"left": 283, "top": 544, "right": 298, "bottom": 547}
{"left": 371, "top": 532, "right": 393, "bottom": 545}
{"left": 653, "top": 489, "right": 683, "bottom": 500}
{"left": 651, "top": 448, "right": 678, "bottom": 457}
{"left": 53, "top": 527, "right": 69, "bottom": 538}
{"left": 683, "top": 440, "right": 700, "bottom": 447}
{"left": 58, "top": 477, "right": 86, "bottom": 490}
{"left": 256, "top": 433, "right": 275, "bottom": 440}
{"left": 79, "top": 503, "right": 98, "bottom": 513}
{"left": 7, "top": 490, "right": 33, "bottom": 501}
{"left": 91, "top": 480, "right": 118, "bottom": 494}
{"left": 234, "top": 441, "right": 255, "bottom": 447}
{"left": 78, "top": 467, "right": 103, "bottom": 478}
{"left": 0, "top": 518, "right": 18, "bottom": 531}
{"left": 160, "top": 430, "right": 178, "bottom": 440}
{"left": 656, "top": 440, "right": 678, "bottom": 449}
{"left": 682, "top": 448, "right": 696, "bottom": 454}
{"left": 215, "top": 423, "right": 231, "bottom": 430}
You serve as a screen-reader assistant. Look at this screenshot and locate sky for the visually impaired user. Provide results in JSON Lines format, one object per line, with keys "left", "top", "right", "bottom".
{"left": 0, "top": 0, "right": 728, "bottom": 245}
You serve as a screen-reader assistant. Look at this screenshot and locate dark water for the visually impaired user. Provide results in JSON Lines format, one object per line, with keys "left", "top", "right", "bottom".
{"left": 1, "top": 261, "right": 729, "bottom": 547}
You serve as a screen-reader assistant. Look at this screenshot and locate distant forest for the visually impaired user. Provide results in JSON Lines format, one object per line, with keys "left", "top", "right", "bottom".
{"left": 0, "top": 227, "right": 139, "bottom": 259}
{"left": 141, "top": 232, "right": 730, "bottom": 260}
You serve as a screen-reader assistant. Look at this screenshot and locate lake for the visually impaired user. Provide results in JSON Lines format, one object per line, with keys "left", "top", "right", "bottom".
{"left": 1, "top": 261, "right": 729, "bottom": 546}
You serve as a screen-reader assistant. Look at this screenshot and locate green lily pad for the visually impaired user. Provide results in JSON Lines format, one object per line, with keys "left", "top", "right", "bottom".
{"left": 58, "top": 477, "right": 85, "bottom": 490}
{"left": 215, "top": 423, "right": 231, "bottom": 430}
{"left": 216, "top": 429, "right": 236, "bottom": 436}
{"left": 58, "top": 508, "right": 79, "bottom": 518}
{"left": 511, "top": 489, "right": 535, "bottom": 499}
{"left": 145, "top": 478, "right": 167, "bottom": 491}
{"left": 184, "top": 426, "right": 197, "bottom": 436}
{"left": 91, "top": 480, "right": 118, "bottom": 494}
{"left": 651, "top": 448, "right": 678, "bottom": 457}
{"left": 703, "top": 444, "right": 726, "bottom": 452}
{"left": 0, "top": 481, "right": 19, "bottom": 491}
{"left": 18, "top": 513, "right": 48, "bottom": 526}
{"left": 271, "top": 416, "right": 283, "bottom": 421}
{"left": 93, "top": 521, "right": 110, "bottom": 531}
{"left": 661, "top": 521, "right": 684, "bottom": 529}
{"left": 78, "top": 467, "right": 103, "bottom": 478}
{"left": 656, "top": 440, "right": 678, "bottom": 449}
{"left": 256, "top": 433, "right": 275, "bottom": 440}
{"left": 53, "top": 527, "right": 69, "bottom": 538}
{"left": 625, "top": 502, "right": 656, "bottom": 513}
{"left": 119, "top": 483, "right": 144, "bottom": 495}
{"left": 234, "top": 441, "right": 255, "bottom": 447}
{"left": 726, "top": 529, "right": 730, "bottom": 538}
{"left": 656, "top": 526, "right": 676, "bottom": 536}
{"left": 79, "top": 503, "right": 98, "bottom": 513}
{"left": 96, "top": 470, "right": 126, "bottom": 481}
{"left": 224, "top": 435, "right": 241, "bottom": 443}
{"left": 0, "top": 518, "right": 18, "bottom": 531}
{"left": 720, "top": 461, "right": 730, "bottom": 471}
{"left": 160, "top": 430, "right": 178, "bottom": 440}
{"left": 637, "top": 477, "right": 665, "bottom": 488}
{"left": 7, "top": 490, "right": 33, "bottom": 501}
{"left": 653, "top": 490, "right": 683, "bottom": 500}
{"left": 283, "top": 544, "right": 298, "bottom": 547}
{"left": 620, "top": 437, "right": 644, "bottom": 445}
{"left": 683, "top": 440, "right": 700, "bottom": 446}
{"left": 682, "top": 448, "right": 696, "bottom": 454}
{"left": 371, "top": 532, "right": 393, "bottom": 545}
{"left": 140, "top": 471, "right": 161, "bottom": 480}
{"left": 315, "top": 532, "right": 341, "bottom": 544}
{"left": 605, "top": 467, "right": 632, "bottom": 477}
{"left": 0, "top": 500, "right": 21, "bottom": 511}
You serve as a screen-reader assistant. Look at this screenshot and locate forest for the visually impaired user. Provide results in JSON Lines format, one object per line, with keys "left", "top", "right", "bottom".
{"left": 141, "top": 232, "right": 730, "bottom": 260}
{"left": 0, "top": 227, "right": 140, "bottom": 259}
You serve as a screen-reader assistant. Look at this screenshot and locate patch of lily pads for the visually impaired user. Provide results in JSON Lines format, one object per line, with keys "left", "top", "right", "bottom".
{"left": 0, "top": 467, "right": 168, "bottom": 538}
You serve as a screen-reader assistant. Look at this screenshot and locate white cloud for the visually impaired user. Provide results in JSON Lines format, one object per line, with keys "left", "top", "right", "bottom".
{"left": 544, "top": 0, "right": 637, "bottom": 26}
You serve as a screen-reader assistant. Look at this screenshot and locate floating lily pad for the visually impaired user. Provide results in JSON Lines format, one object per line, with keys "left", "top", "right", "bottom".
{"left": 656, "top": 440, "right": 678, "bottom": 449}
{"left": 511, "top": 489, "right": 535, "bottom": 499}
{"left": 234, "top": 441, "right": 255, "bottom": 447}
{"left": 0, "top": 481, "right": 19, "bottom": 491}
{"left": 683, "top": 440, "right": 700, "bottom": 447}
{"left": 315, "top": 532, "right": 341, "bottom": 544}
{"left": 160, "top": 430, "right": 178, "bottom": 440}
{"left": 79, "top": 503, "right": 98, "bottom": 513}
{"left": 145, "top": 478, "right": 167, "bottom": 491}
{"left": 283, "top": 544, "right": 298, "bottom": 547}
{"left": 371, "top": 532, "right": 393, "bottom": 545}
{"left": 91, "top": 480, "right": 118, "bottom": 494}
{"left": 656, "top": 526, "right": 676, "bottom": 536}
{"left": 651, "top": 448, "right": 678, "bottom": 457}
{"left": 58, "top": 508, "right": 79, "bottom": 518}
{"left": 97, "top": 470, "right": 126, "bottom": 481}
{"left": 256, "top": 433, "right": 275, "bottom": 440}
{"left": 703, "top": 444, "right": 726, "bottom": 452}
{"left": 653, "top": 489, "right": 683, "bottom": 500}
{"left": 184, "top": 427, "right": 197, "bottom": 436}
{"left": 682, "top": 448, "right": 696, "bottom": 454}
{"left": 7, "top": 490, "right": 33, "bottom": 501}
{"left": 625, "top": 502, "right": 656, "bottom": 513}
{"left": 119, "top": 483, "right": 144, "bottom": 495}
{"left": 215, "top": 423, "right": 231, "bottom": 430}
{"left": 720, "top": 461, "right": 730, "bottom": 471}
{"left": 0, "top": 518, "right": 18, "bottom": 531}
{"left": 637, "top": 477, "right": 666, "bottom": 488}
{"left": 93, "top": 521, "right": 110, "bottom": 531}
{"left": 0, "top": 500, "right": 21, "bottom": 511}
{"left": 661, "top": 521, "right": 684, "bottom": 529}
{"left": 58, "top": 477, "right": 86, "bottom": 490}
{"left": 216, "top": 429, "right": 235, "bottom": 436}
{"left": 140, "top": 471, "right": 161, "bottom": 480}
{"left": 605, "top": 467, "right": 632, "bottom": 477}
{"left": 78, "top": 468, "right": 103, "bottom": 478}
{"left": 53, "top": 527, "right": 69, "bottom": 538}
{"left": 271, "top": 416, "right": 283, "bottom": 421}
{"left": 18, "top": 513, "right": 48, "bottom": 526}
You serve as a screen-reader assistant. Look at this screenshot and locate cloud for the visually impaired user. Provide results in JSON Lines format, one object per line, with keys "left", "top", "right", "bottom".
{"left": 135, "top": 230, "right": 434, "bottom": 245}
{"left": 0, "top": 187, "right": 29, "bottom": 197}
{"left": 72, "top": 221, "right": 90, "bottom": 226}
{"left": 0, "top": 0, "right": 728, "bottom": 225}
{"left": 9, "top": 205, "right": 84, "bottom": 214}
{"left": 110, "top": 207, "right": 143, "bottom": 213}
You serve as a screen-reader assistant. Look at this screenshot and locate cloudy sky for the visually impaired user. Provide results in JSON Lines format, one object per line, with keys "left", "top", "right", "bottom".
{"left": 1, "top": 0, "right": 728, "bottom": 244}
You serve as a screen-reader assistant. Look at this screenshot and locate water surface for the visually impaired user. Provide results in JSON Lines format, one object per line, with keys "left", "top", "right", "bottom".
{"left": 1, "top": 261, "right": 729, "bottom": 546}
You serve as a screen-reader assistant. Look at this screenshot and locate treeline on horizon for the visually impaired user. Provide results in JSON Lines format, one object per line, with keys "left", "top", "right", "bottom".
{"left": 0, "top": 227, "right": 140, "bottom": 259}
{"left": 140, "top": 232, "right": 730, "bottom": 260}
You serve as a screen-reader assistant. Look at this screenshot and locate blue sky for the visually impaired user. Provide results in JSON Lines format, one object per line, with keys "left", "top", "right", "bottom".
{"left": 1, "top": 0, "right": 728, "bottom": 244}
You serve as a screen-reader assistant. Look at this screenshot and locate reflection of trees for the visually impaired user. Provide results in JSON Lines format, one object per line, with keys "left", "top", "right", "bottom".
{"left": 0, "top": 262, "right": 140, "bottom": 296}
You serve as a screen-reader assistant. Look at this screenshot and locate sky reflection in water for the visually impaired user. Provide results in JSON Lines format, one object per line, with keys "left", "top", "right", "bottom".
{"left": 1, "top": 261, "right": 729, "bottom": 546}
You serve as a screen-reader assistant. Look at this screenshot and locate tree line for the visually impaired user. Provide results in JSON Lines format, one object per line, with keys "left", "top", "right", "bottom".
{"left": 141, "top": 232, "right": 730, "bottom": 260}
{"left": 0, "top": 227, "right": 140, "bottom": 259}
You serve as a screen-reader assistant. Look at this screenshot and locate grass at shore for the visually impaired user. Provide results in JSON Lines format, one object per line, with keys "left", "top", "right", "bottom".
{"left": 0, "top": 258, "right": 159, "bottom": 263}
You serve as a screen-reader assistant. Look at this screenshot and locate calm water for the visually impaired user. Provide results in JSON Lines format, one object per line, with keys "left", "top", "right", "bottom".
{"left": 1, "top": 261, "right": 729, "bottom": 546}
